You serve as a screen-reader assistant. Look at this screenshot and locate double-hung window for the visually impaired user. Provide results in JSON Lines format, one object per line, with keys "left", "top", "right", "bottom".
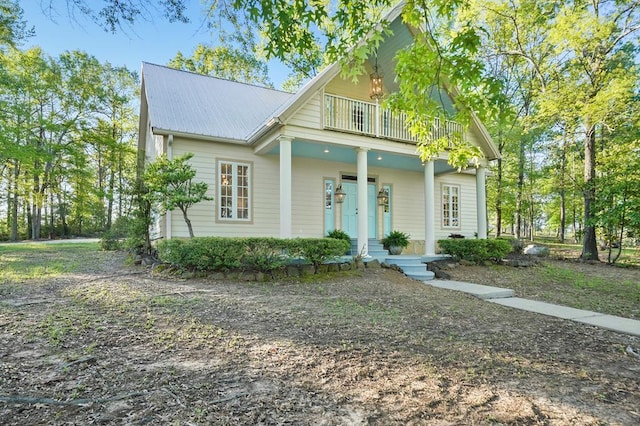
{"left": 442, "top": 184, "right": 460, "bottom": 228}
{"left": 218, "top": 160, "right": 251, "bottom": 221}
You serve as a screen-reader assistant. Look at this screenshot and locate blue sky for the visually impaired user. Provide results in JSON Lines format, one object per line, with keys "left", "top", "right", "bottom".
{"left": 20, "top": 1, "right": 289, "bottom": 87}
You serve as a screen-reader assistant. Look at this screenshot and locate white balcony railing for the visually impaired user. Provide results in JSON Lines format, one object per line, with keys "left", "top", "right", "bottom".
{"left": 323, "top": 93, "right": 464, "bottom": 145}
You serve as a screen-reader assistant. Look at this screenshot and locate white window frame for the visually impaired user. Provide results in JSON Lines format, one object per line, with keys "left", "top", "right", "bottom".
{"left": 217, "top": 160, "right": 252, "bottom": 222}
{"left": 442, "top": 184, "right": 460, "bottom": 228}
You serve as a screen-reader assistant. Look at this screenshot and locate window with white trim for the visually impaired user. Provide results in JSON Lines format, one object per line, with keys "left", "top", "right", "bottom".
{"left": 442, "top": 184, "right": 460, "bottom": 228}
{"left": 218, "top": 160, "right": 251, "bottom": 221}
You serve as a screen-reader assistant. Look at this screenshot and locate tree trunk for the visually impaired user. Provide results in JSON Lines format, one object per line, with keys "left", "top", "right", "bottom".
{"left": 26, "top": 202, "right": 32, "bottom": 239}
{"left": 107, "top": 168, "right": 115, "bottom": 230}
{"left": 31, "top": 204, "right": 41, "bottom": 240}
{"left": 97, "top": 144, "right": 105, "bottom": 229}
{"left": 118, "top": 146, "right": 124, "bottom": 219}
{"left": 516, "top": 137, "right": 525, "bottom": 240}
{"left": 182, "top": 208, "right": 194, "bottom": 238}
{"left": 49, "top": 187, "right": 55, "bottom": 238}
{"left": 610, "top": 188, "right": 627, "bottom": 265}
{"left": 559, "top": 141, "right": 567, "bottom": 243}
{"left": 10, "top": 163, "right": 19, "bottom": 241}
{"left": 495, "top": 157, "right": 503, "bottom": 237}
{"left": 136, "top": 145, "right": 152, "bottom": 254}
{"left": 581, "top": 124, "right": 599, "bottom": 261}
{"left": 572, "top": 203, "right": 578, "bottom": 243}
{"left": 57, "top": 191, "right": 69, "bottom": 236}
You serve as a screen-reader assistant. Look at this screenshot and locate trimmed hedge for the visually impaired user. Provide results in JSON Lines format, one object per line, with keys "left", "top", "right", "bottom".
{"left": 437, "top": 238, "right": 512, "bottom": 263}
{"left": 157, "top": 237, "right": 350, "bottom": 273}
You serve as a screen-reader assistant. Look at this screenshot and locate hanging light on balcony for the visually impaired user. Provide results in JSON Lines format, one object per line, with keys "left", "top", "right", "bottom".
{"left": 370, "top": 54, "right": 384, "bottom": 100}
{"left": 334, "top": 184, "right": 346, "bottom": 203}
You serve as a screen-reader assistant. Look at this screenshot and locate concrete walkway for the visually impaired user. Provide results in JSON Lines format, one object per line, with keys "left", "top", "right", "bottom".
{"left": 431, "top": 280, "right": 640, "bottom": 337}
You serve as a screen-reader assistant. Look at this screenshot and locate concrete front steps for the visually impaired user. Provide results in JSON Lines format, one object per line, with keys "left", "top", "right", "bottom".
{"left": 350, "top": 239, "right": 388, "bottom": 258}
{"left": 385, "top": 255, "right": 435, "bottom": 281}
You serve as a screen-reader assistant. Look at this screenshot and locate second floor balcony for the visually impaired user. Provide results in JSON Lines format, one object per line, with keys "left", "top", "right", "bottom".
{"left": 323, "top": 93, "right": 464, "bottom": 145}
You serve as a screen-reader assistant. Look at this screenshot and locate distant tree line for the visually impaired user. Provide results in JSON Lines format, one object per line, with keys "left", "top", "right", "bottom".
{"left": 0, "top": 7, "right": 139, "bottom": 239}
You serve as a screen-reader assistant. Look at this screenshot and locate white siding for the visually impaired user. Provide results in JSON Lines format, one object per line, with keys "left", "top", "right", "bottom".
{"left": 164, "top": 137, "right": 480, "bottom": 242}
{"left": 170, "top": 138, "right": 280, "bottom": 238}
{"left": 370, "top": 166, "right": 426, "bottom": 240}
{"left": 286, "top": 92, "right": 322, "bottom": 130}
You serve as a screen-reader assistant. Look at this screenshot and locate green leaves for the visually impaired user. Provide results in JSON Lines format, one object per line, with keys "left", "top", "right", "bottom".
{"left": 168, "top": 44, "right": 273, "bottom": 87}
{"left": 157, "top": 236, "right": 350, "bottom": 273}
{"left": 1, "top": 47, "right": 139, "bottom": 239}
{"left": 438, "top": 238, "right": 512, "bottom": 263}
{"left": 0, "top": 0, "right": 33, "bottom": 48}
{"left": 143, "top": 153, "right": 212, "bottom": 238}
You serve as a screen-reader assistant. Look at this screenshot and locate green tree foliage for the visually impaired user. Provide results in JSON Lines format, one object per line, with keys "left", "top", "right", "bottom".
{"left": 197, "top": 1, "right": 327, "bottom": 92}
{"left": 465, "top": 0, "right": 639, "bottom": 259}
{"left": 594, "top": 110, "right": 640, "bottom": 264}
{"left": 168, "top": 44, "right": 272, "bottom": 86}
{"left": 0, "top": 0, "right": 33, "bottom": 48}
{"left": 143, "top": 153, "right": 212, "bottom": 238}
{"left": 0, "top": 47, "right": 139, "bottom": 241}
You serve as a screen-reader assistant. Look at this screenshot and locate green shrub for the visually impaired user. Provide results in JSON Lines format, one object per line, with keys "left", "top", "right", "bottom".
{"left": 241, "top": 237, "right": 289, "bottom": 272}
{"left": 327, "top": 229, "right": 351, "bottom": 242}
{"left": 157, "top": 237, "right": 244, "bottom": 272}
{"left": 100, "top": 216, "right": 137, "bottom": 251}
{"left": 289, "top": 238, "right": 350, "bottom": 271}
{"left": 438, "top": 238, "right": 511, "bottom": 263}
{"left": 507, "top": 237, "right": 524, "bottom": 254}
{"left": 326, "top": 229, "right": 352, "bottom": 254}
{"left": 100, "top": 229, "right": 122, "bottom": 251}
{"left": 123, "top": 208, "right": 151, "bottom": 252}
{"left": 157, "top": 237, "right": 350, "bottom": 274}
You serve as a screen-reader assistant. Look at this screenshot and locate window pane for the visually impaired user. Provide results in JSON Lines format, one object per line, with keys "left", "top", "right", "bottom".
{"left": 442, "top": 185, "right": 460, "bottom": 228}
{"left": 325, "top": 182, "right": 333, "bottom": 209}
{"left": 219, "top": 161, "right": 251, "bottom": 221}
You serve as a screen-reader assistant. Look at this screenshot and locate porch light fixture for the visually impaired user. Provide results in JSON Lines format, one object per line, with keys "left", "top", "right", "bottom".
{"left": 369, "top": 55, "right": 384, "bottom": 100}
{"left": 334, "top": 184, "right": 346, "bottom": 203}
{"left": 377, "top": 188, "right": 389, "bottom": 206}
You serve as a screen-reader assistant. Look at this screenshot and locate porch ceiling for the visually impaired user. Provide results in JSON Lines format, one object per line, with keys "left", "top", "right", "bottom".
{"left": 267, "top": 140, "right": 456, "bottom": 174}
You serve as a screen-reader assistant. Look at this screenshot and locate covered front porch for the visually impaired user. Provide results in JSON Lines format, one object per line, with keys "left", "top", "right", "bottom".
{"left": 270, "top": 136, "right": 488, "bottom": 257}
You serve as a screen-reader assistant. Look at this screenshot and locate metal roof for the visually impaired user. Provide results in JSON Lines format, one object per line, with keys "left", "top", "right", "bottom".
{"left": 142, "top": 63, "right": 293, "bottom": 141}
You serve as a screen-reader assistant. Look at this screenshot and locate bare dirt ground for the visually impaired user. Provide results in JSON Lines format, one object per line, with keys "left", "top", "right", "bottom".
{"left": 1, "top": 251, "right": 639, "bottom": 425}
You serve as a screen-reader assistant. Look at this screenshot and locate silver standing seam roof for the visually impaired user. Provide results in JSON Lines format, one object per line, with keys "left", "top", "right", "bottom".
{"left": 142, "top": 62, "right": 294, "bottom": 142}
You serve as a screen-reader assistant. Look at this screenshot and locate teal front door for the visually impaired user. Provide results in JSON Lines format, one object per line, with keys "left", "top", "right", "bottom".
{"left": 342, "top": 182, "right": 376, "bottom": 238}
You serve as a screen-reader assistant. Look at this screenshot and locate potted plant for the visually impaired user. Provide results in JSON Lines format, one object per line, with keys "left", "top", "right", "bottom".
{"left": 382, "top": 230, "right": 410, "bottom": 255}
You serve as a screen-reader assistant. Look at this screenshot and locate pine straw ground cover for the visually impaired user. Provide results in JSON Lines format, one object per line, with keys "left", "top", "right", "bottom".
{"left": 0, "top": 243, "right": 639, "bottom": 425}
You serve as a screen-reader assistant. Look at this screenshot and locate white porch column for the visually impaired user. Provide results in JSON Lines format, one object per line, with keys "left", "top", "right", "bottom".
{"left": 356, "top": 147, "right": 369, "bottom": 256}
{"left": 476, "top": 165, "right": 488, "bottom": 239}
{"left": 424, "top": 160, "right": 435, "bottom": 256}
{"left": 279, "top": 136, "right": 293, "bottom": 238}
